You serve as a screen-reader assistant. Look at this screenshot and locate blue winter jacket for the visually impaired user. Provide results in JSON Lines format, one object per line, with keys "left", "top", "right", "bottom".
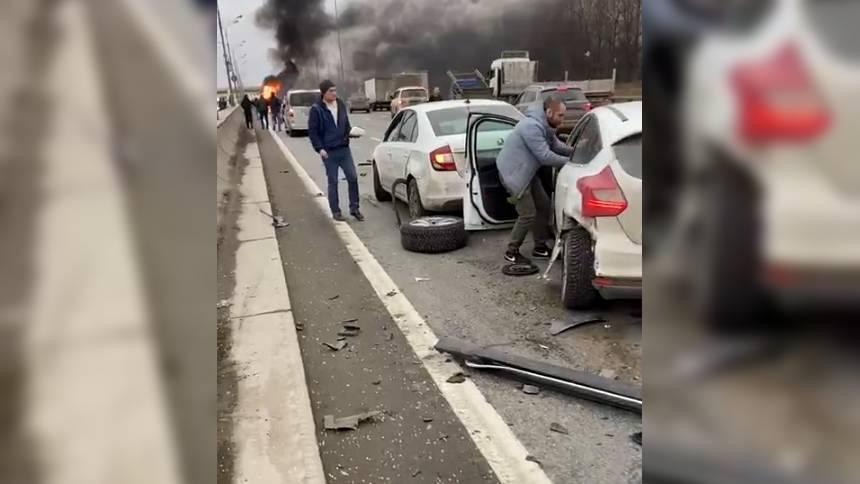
{"left": 308, "top": 98, "right": 352, "bottom": 153}
{"left": 496, "top": 103, "right": 574, "bottom": 199}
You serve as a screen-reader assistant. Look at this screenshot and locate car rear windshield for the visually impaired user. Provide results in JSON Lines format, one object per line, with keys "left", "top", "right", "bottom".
{"left": 613, "top": 134, "right": 642, "bottom": 179}
{"left": 540, "top": 88, "right": 586, "bottom": 102}
{"left": 289, "top": 92, "right": 319, "bottom": 106}
{"left": 402, "top": 89, "right": 427, "bottom": 99}
{"left": 426, "top": 105, "right": 522, "bottom": 136}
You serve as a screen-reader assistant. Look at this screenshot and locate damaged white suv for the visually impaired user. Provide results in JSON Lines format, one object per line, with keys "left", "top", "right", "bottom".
{"left": 552, "top": 102, "right": 642, "bottom": 309}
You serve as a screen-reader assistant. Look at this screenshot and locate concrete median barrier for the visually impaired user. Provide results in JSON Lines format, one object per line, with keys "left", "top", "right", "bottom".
{"left": 217, "top": 106, "right": 243, "bottom": 233}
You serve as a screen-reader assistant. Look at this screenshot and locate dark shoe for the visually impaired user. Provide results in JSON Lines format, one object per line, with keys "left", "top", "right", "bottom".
{"left": 350, "top": 210, "right": 365, "bottom": 221}
{"left": 333, "top": 213, "right": 346, "bottom": 222}
{"left": 504, "top": 248, "right": 530, "bottom": 264}
{"left": 532, "top": 245, "right": 551, "bottom": 259}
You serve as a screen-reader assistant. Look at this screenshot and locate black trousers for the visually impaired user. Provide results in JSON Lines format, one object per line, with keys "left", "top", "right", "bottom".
{"left": 258, "top": 110, "right": 268, "bottom": 129}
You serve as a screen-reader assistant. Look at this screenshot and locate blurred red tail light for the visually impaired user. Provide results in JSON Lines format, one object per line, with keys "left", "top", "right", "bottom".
{"left": 732, "top": 43, "right": 830, "bottom": 144}
{"left": 430, "top": 145, "right": 457, "bottom": 171}
{"left": 577, "top": 165, "right": 627, "bottom": 217}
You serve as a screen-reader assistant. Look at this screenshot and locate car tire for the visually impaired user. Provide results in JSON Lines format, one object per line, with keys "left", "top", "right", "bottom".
{"left": 561, "top": 224, "right": 600, "bottom": 309}
{"left": 690, "top": 160, "right": 764, "bottom": 332}
{"left": 400, "top": 216, "right": 467, "bottom": 254}
{"left": 372, "top": 162, "right": 391, "bottom": 202}
{"left": 407, "top": 178, "right": 429, "bottom": 219}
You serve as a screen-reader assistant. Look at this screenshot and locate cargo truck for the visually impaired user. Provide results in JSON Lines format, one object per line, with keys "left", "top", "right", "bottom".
{"left": 392, "top": 71, "right": 429, "bottom": 91}
{"left": 487, "top": 51, "right": 539, "bottom": 103}
{"left": 364, "top": 77, "right": 394, "bottom": 111}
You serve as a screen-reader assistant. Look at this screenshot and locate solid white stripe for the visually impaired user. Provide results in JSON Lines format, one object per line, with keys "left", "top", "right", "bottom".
{"left": 270, "top": 132, "right": 553, "bottom": 484}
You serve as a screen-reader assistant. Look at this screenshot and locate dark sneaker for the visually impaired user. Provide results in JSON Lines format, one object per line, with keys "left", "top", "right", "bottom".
{"left": 532, "top": 245, "right": 551, "bottom": 259}
{"left": 333, "top": 213, "right": 346, "bottom": 222}
{"left": 504, "top": 249, "right": 530, "bottom": 264}
{"left": 350, "top": 210, "right": 365, "bottom": 221}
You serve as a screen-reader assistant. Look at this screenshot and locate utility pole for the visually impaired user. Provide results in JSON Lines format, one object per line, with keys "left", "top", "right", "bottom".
{"left": 333, "top": 0, "right": 345, "bottom": 83}
{"left": 217, "top": 6, "right": 236, "bottom": 104}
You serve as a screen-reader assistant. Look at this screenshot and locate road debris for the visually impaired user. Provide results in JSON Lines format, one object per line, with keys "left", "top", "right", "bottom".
{"left": 323, "top": 340, "right": 348, "bottom": 352}
{"left": 315, "top": 192, "right": 324, "bottom": 197}
{"left": 342, "top": 323, "right": 361, "bottom": 331}
{"left": 630, "top": 432, "right": 642, "bottom": 446}
{"left": 386, "top": 333, "right": 394, "bottom": 341}
{"left": 502, "top": 262, "right": 539, "bottom": 276}
{"left": 258, "top": 208, "right": 289, "bottom": 228}
{"left": 386, "top": 290, "right": 398, "bottom": 297}
{"left": 548, "top": 314, "right": 607, "bottom": 335}
{"left": 549, "top": 422, "right": 569, "bottom": 435}
{"left": 338, "top": 328, "right": 361, "bottom": 337}
{"left": 217, "top": 299, "right": 231, "bottom": 309}
{"left": 295, "top": 321, "right": 305, "bottom": 331}
{"left": 422, "top": 416, "right": 434, "bottom": 423}
{"left": 359, "top": 172, "right": 367, "bottom": 177}
{"left": 358, "top": 160, "right": 372, "bottom": 166}
{"left": 414, "top": 277, "right": 431, "bottom": 282}
{"left": 411, "top": 469, "right": 421, "bottom": 477}
{"left": 599, "top": 369, "right": 617, "bottom": 380}
{"left": 341, "top": 317, "right": 359, "bottom": 323}
{"left": 323, "top": 410, "right": 382, "bottom": 431}
{"left": 279, "top": 169, "right": 289, "bottom": 173}
{"left": 522, "top": 384, "right": 541, "bottom": 395}
{"left": 372, "top": 379, "right": 382, "bottom": 385}
{"left": 525, "top": 455, "right": 542, "bottom": 467}
{"left": 446, "top": 372, "right": 467, "bottom": 384}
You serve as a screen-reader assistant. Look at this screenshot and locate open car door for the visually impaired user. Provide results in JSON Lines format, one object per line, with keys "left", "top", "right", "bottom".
{"left": 464, "top": 113, "right": 520, "bottom": 231}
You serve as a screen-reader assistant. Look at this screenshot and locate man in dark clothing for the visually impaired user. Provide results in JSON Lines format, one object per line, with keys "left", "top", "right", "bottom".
{"left": 429, "top": 87, "right": 443, "bottom": 102}
{"left": 255, "top": 96, "right": 269, "bottom": 129}
{"left": 240, "top": 95, "right": 254, "bottom": 129}
{"left": 308, "top": 79, "right": 363, "bottom": 222}
{"left": 269, "top": 94, "right": 284, "bottom": 131}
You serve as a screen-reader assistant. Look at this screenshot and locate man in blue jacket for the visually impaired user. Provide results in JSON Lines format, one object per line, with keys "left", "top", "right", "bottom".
{"left": 496, "top": 95, "right": 573, "bottom": 263}
{"left": 308, "top": 80, "right": 364, "bottom": 221}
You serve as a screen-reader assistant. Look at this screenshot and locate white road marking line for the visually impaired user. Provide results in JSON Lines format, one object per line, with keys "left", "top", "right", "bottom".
{"left": 30, "top": 2, "right": 180, "bottom": 483}
{"left": 271, "top": 133, "right": 553, "bottom": 484}
{"left": 230, "top": 142, "right": 326, "bottom": 483}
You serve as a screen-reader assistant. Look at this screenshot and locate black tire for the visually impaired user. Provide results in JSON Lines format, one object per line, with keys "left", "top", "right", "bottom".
{"left": 691, "top": 161, "right": 763, "bottom": 332}
{"left": 561, "top": 224, "right": 600, "bottom": 309}
{"left": 372, "top": 162, "right": 391, "bottom": 202}
{"left": 407, "top": 178, "right": 429, "bottom": 219}
{"left": 400, "top": 216, "right": 467, "bottom": 253}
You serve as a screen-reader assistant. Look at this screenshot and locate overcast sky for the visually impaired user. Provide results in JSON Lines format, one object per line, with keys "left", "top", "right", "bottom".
{"left": 216, "top": 0, "right": 346, "bottom": 90}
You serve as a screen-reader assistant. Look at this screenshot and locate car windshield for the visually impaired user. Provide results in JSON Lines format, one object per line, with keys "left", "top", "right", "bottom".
{"left": 541, "top": 88, "right": 586, "bottom": 102}
{"left": 402, "top": 89, "right": 427, "bottom": 99}
{"left": 289, "top": 92, "right": 319, "bottom": 106}
{"left": 613, "top": 134, "right": 642, "bottom": 179}
{"left": 426, "top": 105, "right": 522, "bottom": 136}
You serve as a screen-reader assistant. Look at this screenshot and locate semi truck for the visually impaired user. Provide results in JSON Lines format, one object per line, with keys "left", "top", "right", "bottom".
{"left": 364, "top": 77, "right": 394, "bottom": 111}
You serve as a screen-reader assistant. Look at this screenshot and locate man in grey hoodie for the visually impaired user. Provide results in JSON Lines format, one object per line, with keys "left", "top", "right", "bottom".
{"left": 497, "top": 95, "right": 574, "bottom": 263}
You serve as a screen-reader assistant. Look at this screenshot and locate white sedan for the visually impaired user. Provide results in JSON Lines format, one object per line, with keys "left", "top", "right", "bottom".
{"left": 553, "top": 102, "right": 642, "bottom": 308}
{"left": 372, "top": 99, "right": 523, "bottom": 218}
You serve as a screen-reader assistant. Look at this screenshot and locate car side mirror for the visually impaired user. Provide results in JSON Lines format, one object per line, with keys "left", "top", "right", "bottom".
{"left": 349, "top": 126, "right": 366, "bottom": 138}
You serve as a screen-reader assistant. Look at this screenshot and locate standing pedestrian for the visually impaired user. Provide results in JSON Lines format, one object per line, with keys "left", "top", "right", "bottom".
{"left": 270, "top": 94, "right": 284, "bottom": 131}
{"left": 496, "top": 95, "right": 574, "bottom": 263}
{"left": 308, "top": 79, "right": 364, "bottom": 222}
{"left": 255, "top": 95, "right": 269, "bottom": 129}
{"left": 429, "top": 87, "right": 443, "bottom": 102}
{"left": 240, "top": 94, "right": 254, "bottom": 129}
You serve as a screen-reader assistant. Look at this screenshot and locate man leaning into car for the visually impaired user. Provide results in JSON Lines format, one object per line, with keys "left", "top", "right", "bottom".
{"left": 496, "top": 95, "right": 573, "bottom": 264}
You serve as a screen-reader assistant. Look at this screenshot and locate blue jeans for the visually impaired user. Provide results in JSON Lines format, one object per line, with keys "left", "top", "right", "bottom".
{"left": 322, "top": 147, "right": 359, "bottom": 215}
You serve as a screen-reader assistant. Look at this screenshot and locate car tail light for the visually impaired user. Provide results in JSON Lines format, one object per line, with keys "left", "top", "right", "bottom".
{"left": 576, "top": 165, "right": 627, "bottom": 217}
{"left": 430, "top": 145, "right": 456, "bottom": 171}
{"left": 584, "top": 102, "right": 592, "bottom": 111}
{"left": 731, "top": 43, "right": 830, "bottom": 144}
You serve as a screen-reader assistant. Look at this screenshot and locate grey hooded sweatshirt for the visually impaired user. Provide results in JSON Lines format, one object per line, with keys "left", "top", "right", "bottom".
{"left": 496, "top": 102, "right": 574, "bottom": 199}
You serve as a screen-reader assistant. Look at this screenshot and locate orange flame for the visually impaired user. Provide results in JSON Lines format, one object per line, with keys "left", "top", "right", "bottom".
{"left": 261, "top": 80, "right": 282, "bottom": 100}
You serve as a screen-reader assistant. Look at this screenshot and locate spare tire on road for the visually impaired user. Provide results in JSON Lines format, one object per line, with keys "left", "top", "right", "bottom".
{"left": 400, "top": 216, "right": 467, "bottom": 253}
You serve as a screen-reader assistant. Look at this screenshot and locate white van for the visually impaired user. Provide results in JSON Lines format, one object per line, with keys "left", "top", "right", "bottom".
{"left": 285, "top": 89, "right": 320, "bottom": 137}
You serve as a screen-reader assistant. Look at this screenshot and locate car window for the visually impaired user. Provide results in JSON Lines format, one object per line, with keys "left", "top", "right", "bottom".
{"left": 289, "top": 92, "right": 319, "bottom": 106}
{"left": 426, "top": 105, "right": 522, "bottom": 136}
{"left": 612, "top": 134, "right": 642, "bottom": 179}
{"left": 540, "top": 88, "right": 586, "bottom": 102}
{"left": 570, "top": 116, "right": 602, "bottom": 164}
{"left": 520, "top": 90, "right": 536, "bottom": 105}
{"left": 396, "top": 112, "right": 417, "bottom": 142}
{"left": 384, "top": 112, "right": 405, "bottom": 141}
